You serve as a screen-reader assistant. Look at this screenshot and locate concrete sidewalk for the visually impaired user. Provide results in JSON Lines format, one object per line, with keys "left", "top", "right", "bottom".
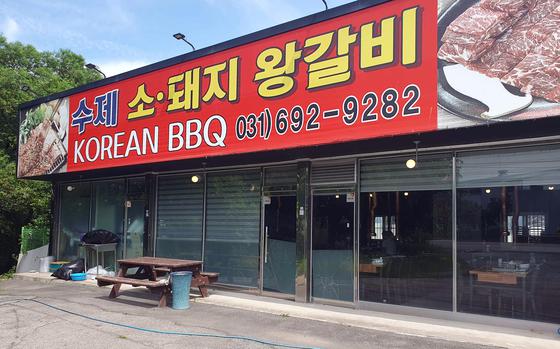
{"left": 10, "top": 272, "right": 560, "bottom": 349}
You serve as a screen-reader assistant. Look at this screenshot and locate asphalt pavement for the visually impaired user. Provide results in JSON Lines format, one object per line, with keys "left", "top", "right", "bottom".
{"left": 0, "top": 279, "right": 505, "bottom": 349}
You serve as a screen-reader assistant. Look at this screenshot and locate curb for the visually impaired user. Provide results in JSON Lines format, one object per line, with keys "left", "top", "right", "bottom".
{"left": 12, "top": 273, "right": 560, "bottom": 349}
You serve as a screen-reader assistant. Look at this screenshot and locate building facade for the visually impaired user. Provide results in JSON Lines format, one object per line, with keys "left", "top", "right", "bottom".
{"left": 17, "top": 0, "right": 560, "bottom": 327}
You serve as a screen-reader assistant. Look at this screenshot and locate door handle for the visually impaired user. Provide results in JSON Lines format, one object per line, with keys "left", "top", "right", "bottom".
{"left": 264, "top": 226, "right": 269, "bottom": 264}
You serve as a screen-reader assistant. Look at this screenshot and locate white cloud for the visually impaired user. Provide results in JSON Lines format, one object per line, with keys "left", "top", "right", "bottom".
{"left": 1, "top": 17, "right": 19, "bottom": 41}
{"left": 97, "top": 60, "right": 150, "bottom": 77}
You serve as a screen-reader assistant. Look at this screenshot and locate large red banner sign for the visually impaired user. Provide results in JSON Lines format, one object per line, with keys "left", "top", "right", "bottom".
{"left": 17, "top": 0, "right": 437, "bottom": 177}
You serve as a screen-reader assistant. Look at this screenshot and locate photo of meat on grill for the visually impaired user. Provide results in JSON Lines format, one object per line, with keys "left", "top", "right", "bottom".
{"left": 17, "top": 97, "right": 69, "bottom": 178}
{"left": 438, "top": 0, "right": 560, "bottom": 121}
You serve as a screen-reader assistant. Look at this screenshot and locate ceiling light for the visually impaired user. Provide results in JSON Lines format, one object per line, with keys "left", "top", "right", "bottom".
{"left": 191, "top": 175, "right": 200, "bottom": 183}
{"left": 406, "top": 140, "right": 420, "bottom": 169}
{"left": 405, "top": 159, "right": 416, "bottom": 169}
{"left": 485, "top": 188, "right": 491, "bottom": 194}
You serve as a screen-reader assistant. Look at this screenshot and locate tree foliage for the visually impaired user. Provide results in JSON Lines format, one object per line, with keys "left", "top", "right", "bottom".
{"left": 0, "top": 35, "right": 100, "bottom": 158}
{"left": 0, "top": 34, "right": 101, "bottom": 272}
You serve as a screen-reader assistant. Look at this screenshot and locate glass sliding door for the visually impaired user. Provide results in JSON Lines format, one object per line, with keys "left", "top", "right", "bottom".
{"left": 263, "top": 195, "right": 297, "bottom": 294}
{"left": 457, "top": 146, "right": 560, "bottom": 323}
{"left": 59, "top": 183, "right": 91, "bottom": 259}
{"left": 205, "top": 170, "right": 261, "bottom": 287}
{"left": 312, "top": 192, "right": 354, "bottom": 302}
{"left": 124, "top": 177, "right": 146, "bottom": 259}
{"left": 156, "top": 174, "right": 204, "bottom": 260}
{"left": 359, "top": 154, "right": 453, "bottom": 311}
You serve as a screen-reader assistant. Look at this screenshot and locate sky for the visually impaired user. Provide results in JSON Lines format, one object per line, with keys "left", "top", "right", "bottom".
{"left": 0, "top": 0, "right": 355, "bottom": 77}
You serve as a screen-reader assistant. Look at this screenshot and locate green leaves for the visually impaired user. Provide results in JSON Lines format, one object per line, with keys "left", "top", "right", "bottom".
{"left": 0, "top": 34, "right": 101, "bottom": 272}
{"left": 0, "top": 34, "right": 101, "bottom": 159}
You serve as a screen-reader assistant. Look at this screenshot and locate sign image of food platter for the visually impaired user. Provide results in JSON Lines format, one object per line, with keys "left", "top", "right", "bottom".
{"left": 18, "top": 97, "right": 69, "bottom": 177}
{"left": 437, "top": 0, "right": 560, "bottom": 128}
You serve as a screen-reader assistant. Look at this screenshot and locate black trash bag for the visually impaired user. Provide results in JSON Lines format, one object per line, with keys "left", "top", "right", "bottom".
{"left": 80, "top": 229, "right": 120, "bottom": 244}
{"left": 51, "top": 258, "right": 85, "bottom": 280}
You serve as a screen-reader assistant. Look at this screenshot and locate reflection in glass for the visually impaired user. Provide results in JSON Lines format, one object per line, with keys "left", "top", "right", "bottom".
{"left": 457, "top": 147, "right": 560, "bottom": 322}
{"left": 359, "top": 191, "right": 453, "bottom": 310}
{"left": 205, "top": 170, "right": 261, "bottom": 287}
{"left": 125, "top": 177, "right": 146, "bottom": 259}
{"left": 59, "top": 183, "right": 91, "bottom": 259}
{"left": 359, "top": 155, "right": 453, "bottom": 310}
{"left": 91, "top": 180, "right": 125, "bottom": 269}
{"left": 156, "top": 174, "right": 204, "bottom": 260}
{"left": 312, "top": 194, "right": 354, "bottom": 302}
{"left": 263, "top": 196, "right": 296, "bottom": 294}
{"left": 458, "top": 186, "right": 560, "bottom": 322}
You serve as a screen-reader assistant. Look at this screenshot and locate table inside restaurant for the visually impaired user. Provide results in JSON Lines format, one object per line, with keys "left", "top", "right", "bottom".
{"left": 469, "top": 268, "right": 530, "bottom": 315}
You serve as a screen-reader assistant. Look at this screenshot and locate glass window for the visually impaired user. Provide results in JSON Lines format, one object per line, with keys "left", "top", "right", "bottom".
{"left": 263, "top": 165, "right": 297, "bottom": 192}
{"left": 91, "top": 180, "right": 125, "bottom": 266}
{"left": 204, "top": 170, "right": 261, "bottom": 287}
{"left": 156, "top": 174, "right": 204, "bottom": 260}
{"left": 359, "top": 154, "right": 453, "bottom": 311}
{"left": 59, "top": 183, "right": 91, "bottom": 259}
{"left": 457, "top": 146, "right": 560, "bottom": 323}
{"left": 125, "top": 177, "right": 146, "bottom": 259}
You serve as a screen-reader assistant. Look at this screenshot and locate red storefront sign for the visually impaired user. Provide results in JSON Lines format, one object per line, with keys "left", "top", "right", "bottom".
{"left": 17, "top": 0, "right": 438, "bottom": 177}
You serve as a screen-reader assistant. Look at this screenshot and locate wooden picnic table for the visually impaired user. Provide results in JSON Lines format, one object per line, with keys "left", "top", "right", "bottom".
{"left": 97, "top": 257, "right": 218, "bottom": 307}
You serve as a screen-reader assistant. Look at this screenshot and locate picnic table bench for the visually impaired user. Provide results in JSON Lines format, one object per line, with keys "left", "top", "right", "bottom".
{"left": 96, "top": 257, "right": 219, "bottom": 307}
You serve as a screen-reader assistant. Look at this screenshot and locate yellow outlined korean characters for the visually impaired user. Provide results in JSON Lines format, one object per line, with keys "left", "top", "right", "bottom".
{"left": 202, "top": 57, "right": 239, "bottom": 103}
{"left": 303, "top": 26, "right": 357, "bottom": 89}
{"left": 167, "top": 67, "right": 201, "bottom": 112}
{"left": 360, "top": 15, "right": 396, "bottom": 70}
{"left": 254, "top": 41, "right": 302, "bottom": 98}
{"left": 127, "top": 83, "right": 155, "bottom": 120}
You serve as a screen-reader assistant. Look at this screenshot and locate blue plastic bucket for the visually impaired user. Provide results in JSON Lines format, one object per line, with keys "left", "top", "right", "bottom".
{"left": 171, "top": 271, "right": 192, "bottom": 310}
{"left": 70, "top": 272, "right": 87, "bottom": 281}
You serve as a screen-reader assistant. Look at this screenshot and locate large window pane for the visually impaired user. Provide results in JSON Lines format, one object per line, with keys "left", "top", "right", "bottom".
{"left": 91, "top": 180, "right": 125, "bottom": 265}
{"left": 59, "top": 183, "right": 91, "bottom": 259}
{"left": 457, "top": 146, "right": 560, "bottom": 323}
{"left": 205, "top": 170, "right": 261, "bottom": 287}
{"left": 359, "top": 155, "right": 453, "bottom": 311}
{"left": 156, "top": 174, "right": 204, "bottom": 260}
{"left": 91, "top": 180, "right": 125, "bottom": 237}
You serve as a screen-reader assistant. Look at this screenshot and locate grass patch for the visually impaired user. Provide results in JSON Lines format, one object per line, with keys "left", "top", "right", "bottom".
{"left": 0, "top": 266, "right": 16, "bottom": 280}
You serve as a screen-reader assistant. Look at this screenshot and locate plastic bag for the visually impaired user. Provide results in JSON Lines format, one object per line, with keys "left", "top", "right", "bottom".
{"left": 87, "top": 265, "right": 109, "bottom": 275}
{"left": 86, "top": 266, "right": 116, "bottom": 279}
{"left": 86, "top": 265, "right": 107, "bottom": 279}
{"left": 80, "top": 229, "right": 120, "bottom": 244}
{"left": 51, "top": 258, "right": 85, "bottom": 280}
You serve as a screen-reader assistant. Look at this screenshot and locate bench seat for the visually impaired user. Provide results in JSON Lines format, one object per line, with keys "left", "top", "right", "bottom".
{"left": 200, "top": 272, "right": 219, "bottom": 283}
{"left": 96, "top": 275, "right": 168, "bottom": 288}
{"left": 96, "top": 275, "right": 170, "bottom": 307}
